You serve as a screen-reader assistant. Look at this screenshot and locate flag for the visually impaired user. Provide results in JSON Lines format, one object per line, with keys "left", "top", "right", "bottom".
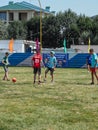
{"left": 63, "top": 38, "right": 67, "bottom": 53}
{"left": 36, "top": 38, "right": 39, "bottom": 51}
{"left": 9, "top": 38, "right": 14, "bottom": 53}
{"left": 88, "top": 37, "right": 91, "bottom": 53}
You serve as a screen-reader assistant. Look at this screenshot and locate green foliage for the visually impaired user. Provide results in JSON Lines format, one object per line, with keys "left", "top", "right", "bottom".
{"left": 56, "top": 9, "right": 78, "bottom": 47}
{"left": 93, "top": 35, "right": 98, "bottom": 44}
{"left": 77, "top": 15, "right": 93, "bottom": 32}
{"left": 0, "top": 9, "right": 98, "bottom": 46}
{"left": 0, "top": 20, "right": 8, "bottom": 39}
{"left": 42, "top": 15, "right": 60, "bottom": 48}
{"left": 26, "top": 16, "right": 40, "bottom": 41}
{"left": 0, "top": 67, "right": 98, "bottom": 130}
{"left": 7, "top": 21, "right": 27, "bottom": 39}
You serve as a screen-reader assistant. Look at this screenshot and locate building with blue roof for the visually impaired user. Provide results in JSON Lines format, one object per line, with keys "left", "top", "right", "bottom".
{"left": 0, "top": 1, "right": 54, "bottom": 24}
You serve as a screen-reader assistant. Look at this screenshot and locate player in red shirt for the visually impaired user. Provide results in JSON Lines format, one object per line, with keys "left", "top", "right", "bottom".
{"left": 31, "top": 49, "right": 42, "bottom": 84}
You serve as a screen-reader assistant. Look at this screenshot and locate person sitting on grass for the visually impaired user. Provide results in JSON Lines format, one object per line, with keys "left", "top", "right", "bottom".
{"left": 44, "top": 51, "right": 57, "bottom": 82}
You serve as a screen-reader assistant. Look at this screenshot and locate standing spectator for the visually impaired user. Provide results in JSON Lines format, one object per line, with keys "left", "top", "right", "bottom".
{"left": 2, "top": 52, "right": 10, "bottom": 81}
{"left": 44, "top": 51, "right": 57, "bottom": 82}
{"left": 89, "top": 49, "right": 98, "bottom": 84}
{"left": 31, "top": 49, "right": 42, "bottom": 84}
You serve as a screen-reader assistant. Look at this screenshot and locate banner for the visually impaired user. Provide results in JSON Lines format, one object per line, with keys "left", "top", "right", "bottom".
{"left": 43, "top": 53, "right": 69, "bottom": 68}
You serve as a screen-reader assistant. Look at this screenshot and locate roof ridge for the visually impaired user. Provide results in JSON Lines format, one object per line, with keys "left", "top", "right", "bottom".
{"left": 20, "top": 1, "right": 49, "bottom": 12}
{"left": 20, "top": 1, "right": 40, "bottom": 11}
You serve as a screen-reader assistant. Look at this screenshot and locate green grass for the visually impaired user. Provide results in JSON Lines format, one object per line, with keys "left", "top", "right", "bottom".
{"left": 0, "top": 67, "right": 98, "bottom": 130}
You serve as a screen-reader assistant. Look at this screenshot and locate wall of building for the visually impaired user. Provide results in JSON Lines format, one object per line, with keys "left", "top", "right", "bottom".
{"left": 27, "top": 11, "right": 34, "bottom": 20}
{"left": 14, "top": 11, "right": 19, "bottom": 21}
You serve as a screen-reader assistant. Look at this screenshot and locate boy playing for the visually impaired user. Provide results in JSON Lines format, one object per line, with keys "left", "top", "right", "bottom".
{"left": 89, "top": 49, "right": 98, "bottom": 84}
{"left": 86, "top": 54, "right": 91, "bottom": 71}
{"left": 2, "top": 52, "right": 10, "bottom": 81}
{"left": 31, "top": 49, "right": 42, "bottom": 84}
{"left": 44, "top": 51, "right": 57, "bottom": 82}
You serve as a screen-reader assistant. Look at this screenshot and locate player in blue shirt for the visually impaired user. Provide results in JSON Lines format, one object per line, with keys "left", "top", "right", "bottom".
{"left": 86, "top": 54, "right": 91, "bottom": 71}
{"left": 89, "top": 49, "right": 98, "bottom": 85}
{"left": 44, "top": 51, "right": 57, "bottom": 82}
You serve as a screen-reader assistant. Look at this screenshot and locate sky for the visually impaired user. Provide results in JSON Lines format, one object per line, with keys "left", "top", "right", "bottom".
{"left": 0, "top": 0, "right": 98, "bottom": 17}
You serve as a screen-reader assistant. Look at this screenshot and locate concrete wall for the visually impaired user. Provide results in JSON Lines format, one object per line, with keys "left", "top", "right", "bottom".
{"left": 71, "top": 45, "right": 98, "bottom": 53}
{"left": 0, "top": 40, "right": 25, "bottom": 53}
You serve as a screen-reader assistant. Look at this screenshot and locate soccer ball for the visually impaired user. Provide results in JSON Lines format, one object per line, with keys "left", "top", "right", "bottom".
{"left": 12, "top": 77, "right": 16, "bottom": 83}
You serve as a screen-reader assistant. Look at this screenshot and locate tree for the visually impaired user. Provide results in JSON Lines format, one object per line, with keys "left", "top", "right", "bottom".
{"left": 77, "top": 15, "right": 93, "bottom": 44}
{"left": 7, "top": 21, "right": 27, "bottom": 39}
{"left": 42, "top": 15, "right": 60, "bottom": 48}
{"left": 0, "top": 20, "right": 8, "bottom": 39}
{"left": 56, "top": 9, "right": 78, "bottom": 47}
{"left": 4, "top": 9, "right": 98, "bottom": 47}
{"left": 26, "top": 17, "right": 40, "bottom": 41}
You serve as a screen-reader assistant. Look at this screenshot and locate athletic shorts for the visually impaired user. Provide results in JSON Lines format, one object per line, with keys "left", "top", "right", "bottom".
{"left": 33, "top": 67, "right": 41, "bottom": 75}
{"left": 3, "top": 66, "right": 8, "bottom": 72}
{"left": 87, "top": 63, "right": 91, "bottom": 66}
{"left": 90, "top": 68, "right": 97, "bottom": 72}
{"left": 46, "top": 67, "right": 54, "bottom": 74}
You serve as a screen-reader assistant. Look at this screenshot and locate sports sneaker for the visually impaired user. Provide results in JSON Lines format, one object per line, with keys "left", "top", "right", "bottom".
{"left": 33, "top": 81, "right": 35, "bottom": 84}
{"left": 90, "top": 82, "right": 94, "bottom": 85}
{"left": 38, "top": 81, "right": 41, "bottom": 84}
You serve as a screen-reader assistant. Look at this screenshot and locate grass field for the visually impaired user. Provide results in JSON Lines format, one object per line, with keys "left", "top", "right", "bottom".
{"left": 0, "top": 67, "right": 98, "bottom": 130}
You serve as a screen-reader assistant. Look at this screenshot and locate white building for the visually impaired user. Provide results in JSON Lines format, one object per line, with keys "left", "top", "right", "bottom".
{"left": 0, "top": 1, "right": 54, "bottom": 25}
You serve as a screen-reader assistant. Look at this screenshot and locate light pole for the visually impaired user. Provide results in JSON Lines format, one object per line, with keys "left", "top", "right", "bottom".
{"left": 30, "top": 0, "right": 42, "bottom": 52}
{"left": 38, "top": 0, "right": 42, "bottom": 52}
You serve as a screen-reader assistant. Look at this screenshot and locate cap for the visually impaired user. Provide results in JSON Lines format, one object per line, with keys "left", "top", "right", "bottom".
{"left": 50, "top": 51, "right": 55, "bottom": 55}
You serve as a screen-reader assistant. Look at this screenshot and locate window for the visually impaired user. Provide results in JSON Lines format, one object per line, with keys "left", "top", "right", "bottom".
{"left": 19, "top": 13, "right": 27, "bottom": 21}
{"left": 9, "top": 13, "right": 14, "bottom": 21}
{"left": 0, "top": 12, "right": 6, "bottom": 20}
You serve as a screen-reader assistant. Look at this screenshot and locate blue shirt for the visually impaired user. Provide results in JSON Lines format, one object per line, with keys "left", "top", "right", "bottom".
{"left": 47, "top": 56, "right": 57, "bottom": 68}
{"left": 86, "top": 55, "right": 91, "bottom": 65}
{"left": 91, "top": 53, "right": 98, "bottom": 68}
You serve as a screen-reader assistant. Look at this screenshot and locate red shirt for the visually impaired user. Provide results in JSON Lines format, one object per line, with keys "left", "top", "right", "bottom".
{"left": 32, "top": 53, "right": 42, "bottom": 68}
